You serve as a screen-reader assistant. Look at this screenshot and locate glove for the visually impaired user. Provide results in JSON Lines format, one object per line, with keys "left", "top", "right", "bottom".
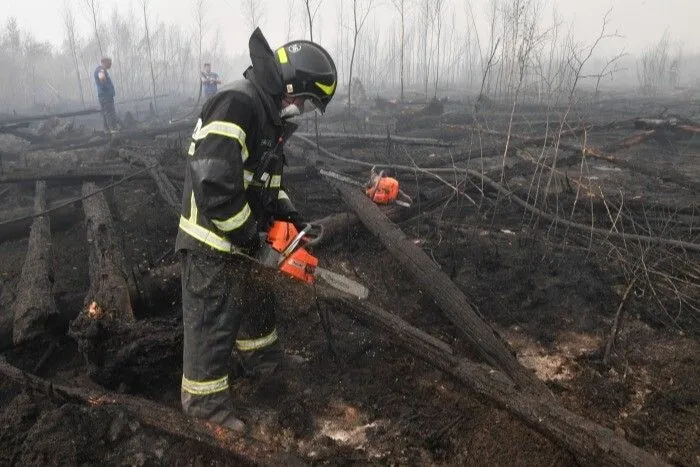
{"left": 238, "top": 218, "right": 266, "bottom": 254}
{"left": 276, "top": 211, "right": 305, "bottom": 232}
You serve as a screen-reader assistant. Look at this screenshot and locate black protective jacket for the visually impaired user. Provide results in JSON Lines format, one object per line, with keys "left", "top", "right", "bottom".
{"left": 175, "top": 29, "right": 297, "bottom": 256}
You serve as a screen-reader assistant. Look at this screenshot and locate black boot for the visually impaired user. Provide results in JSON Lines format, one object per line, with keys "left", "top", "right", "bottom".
{"left": 237, "top": 342, "right": 306, "bottom": 379}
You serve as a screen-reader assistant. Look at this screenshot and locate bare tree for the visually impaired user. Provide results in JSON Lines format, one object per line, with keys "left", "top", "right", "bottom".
{"left": 193, "top": 0, "right": 208, "bottom": 102}
{"left": 544, "top": 9, "right": 620, "bottom": 198}
{"left": 63, "top": 2, "right": 86, "bottom": 107}
{"left": 637, "top": 32, "right": 671, "bottom": 95}
{"left": 302, "top": 0, "right": 323, "bottom": 41}
{"left": 421, "top": 0, "right": 433, "bottom": 99}
{"left": 391, "top": 0, "right": 407, "bottom": 102}
{"left": 347, "top": 0, "right": 373, "bottom": 108}
{"left": 141, "top": 0, "right": 158, "bottom": 114}
{"left": 242, "top": 0, "right": 266, "bottom": 31}
{"left": 431, "top": 0, "right": 446, "bottom": 98}
{"left": 83, "top": 0, "right": 104, "bottom": 57}
{"left": 285, "top": 0, "right": 297, "bottom": 41}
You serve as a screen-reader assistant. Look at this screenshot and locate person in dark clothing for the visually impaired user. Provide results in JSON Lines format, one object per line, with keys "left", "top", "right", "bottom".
{"left": 94, "top": 57, "right": 121, "bottom": 132}
{"left": 175, "top": 28, "right": 337, "bottom": 433}
{"left": 201, "top": 62, "right": 222, "bottom": 100}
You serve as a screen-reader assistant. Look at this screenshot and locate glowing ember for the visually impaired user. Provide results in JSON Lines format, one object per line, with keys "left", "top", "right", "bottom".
{"left": 211, "top": 424, "right": 229, "bottom": 441}
{"left": 88, "top": 301, "right": 103, "bottom": 318}
{"left": 87, "top": 395, "right": 114, "bottom": 406}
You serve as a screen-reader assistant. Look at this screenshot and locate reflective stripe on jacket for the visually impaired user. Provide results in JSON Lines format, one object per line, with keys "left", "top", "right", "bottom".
{"left": 175, "top": 78, "right": 297, "bottom": 255}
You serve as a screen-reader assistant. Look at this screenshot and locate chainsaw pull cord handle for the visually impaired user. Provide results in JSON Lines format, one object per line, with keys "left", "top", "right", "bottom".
{"left": 366, "top": 167, "right": 385, "bottom": 200}
{"left": 396, "top": 189, "right": 413, "bottom": 207}
{"left": 278, "top": 222, "right": 324, "bottom": 261}
{"left": 279, "top": 225, "right": 309, "bottom": 260}
{"left": 299, "top": 222, "right": 323, "bottom": 248}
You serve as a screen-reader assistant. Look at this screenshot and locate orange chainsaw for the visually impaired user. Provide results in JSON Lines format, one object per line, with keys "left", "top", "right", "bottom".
{"left": 318, "top": 167, "right": 413, "bottom": 208}
{"left": 255, "top": 220, "right": 369, "bottom": 300}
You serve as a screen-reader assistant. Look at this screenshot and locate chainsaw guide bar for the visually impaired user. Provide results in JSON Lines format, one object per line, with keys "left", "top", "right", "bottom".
{"left": 314, "top": 267, "right": 369, "bottom": 300}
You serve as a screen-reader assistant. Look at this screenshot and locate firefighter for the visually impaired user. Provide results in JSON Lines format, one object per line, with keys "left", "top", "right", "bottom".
{"left": 175, "top": 28, "right": 337, "bottom": 432}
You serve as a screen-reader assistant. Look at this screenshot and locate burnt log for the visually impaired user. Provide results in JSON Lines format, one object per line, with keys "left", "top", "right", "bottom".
{"left": 0, "top": 357, "right": 298, "bottom": 465}
{"left": 79, "top": 182, "right": 134, "bottom": 321}
{"left": 0, "top": 95, "right": 169, "bottom": 126}
{"left": 13, "top": 120, "right": 195, "bottom": 155}
{"left": 421, "top": 120, "right": 630, "bottom": 169}
{"left": 560, "top": 135, "right": 700, "bottom": 193}
{"left": 73, "top": 316, "right": 182, "bottom": 390}
{"left": 0, "top": 197, "right": 83, "bottom": 244}
{"left": 295, "top": 131, "right": 455, "bottom": 147}
{"left": 0, "top": 108, "right": 100, "bottom": 125}
{"left": 321, "top": 291, "right": 667, "bottom": 466}
{"left": 11, "top": 181, "right": 60, "bottom": 345}
{"left": 287, "top": 140, "right": 549, "bottom": 397}
{"left": 69, "top": 182, "right": 135, "bottom": 379}
{"left": 0, "top": 165, "right": 149, "bottom": 185}
{"left": 0, "top": 282, "right": 13, "bottom": 350}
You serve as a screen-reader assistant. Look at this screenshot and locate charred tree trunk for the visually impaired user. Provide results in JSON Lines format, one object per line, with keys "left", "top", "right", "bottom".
{"left": 320, "top": 291, "right": 667, "bottom": 467}
{"left": 0, "top": 108, "right": 100, "bottom": 125}
{"left": 69, "top": 182, "right": 136, "bottom": 383}
{"left": 13, "top": 120, "right": 195, "bottom": 155}
{"left": 294, "top": 131, "right": 455, "bottom": 147}
{"left": 0, "top": 197, "right": 83, "bottom": 244}
{"left": 78, "top": 182, "right": 134, "bottom": 321}
{"left": 11, "top": 181, "right": 60, "bottom": 345}
{"left": 287, "top": 142, "right": 549, "bottom": 397}
{"left": 0, "top": 165, "right": 149, "bottom": 184}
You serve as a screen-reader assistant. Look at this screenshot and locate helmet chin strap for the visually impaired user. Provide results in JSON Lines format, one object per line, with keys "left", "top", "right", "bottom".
{"left": 280, "top": 103, "right": 301, "bottom": 119}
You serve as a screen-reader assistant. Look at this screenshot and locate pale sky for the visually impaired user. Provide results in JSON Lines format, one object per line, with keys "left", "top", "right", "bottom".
{"left": 2, "top": 0, "right": 698, "bottom": 58}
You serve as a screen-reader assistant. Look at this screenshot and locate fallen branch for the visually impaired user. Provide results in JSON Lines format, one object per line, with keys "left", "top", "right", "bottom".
{"left": 22, "top": 120, "right": 195, "bottom": 154}
{"left": 0, "top": 108, "right": 100, "bottom": 125}
{"left": 295, "top": 131, "right": 455, "bottom": 147}
{"left": 603, "top": 277, "right": 638, "bottom": 365}
{"left": 0, "top": 357, "right": 298, "bottom": 465}
{"left": 0, "top": 197, "right": 82, "bottom": 244}
{"left": 422, "top": 119, "right": 631, "bottom": 168}
{"left": 560, "top": 136, "right": 700, "bottom": 193}
{"left": 0, "top": 165, "right": 156, "bottom": 231}
{"left": 293, "top": 135, "right": 700, "bottom": 253}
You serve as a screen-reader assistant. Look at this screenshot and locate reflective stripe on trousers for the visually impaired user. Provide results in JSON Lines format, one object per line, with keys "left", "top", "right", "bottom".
{"left": 235, "top": 328, "right": 278, "bottom": 351}
{"left": 181, "top": 374, "right": 228, "bottom": 395}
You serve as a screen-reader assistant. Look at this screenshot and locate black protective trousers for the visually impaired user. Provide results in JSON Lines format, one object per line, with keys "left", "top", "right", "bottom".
{"left": 99, "top": 96, "right": 120, "bottom": 131}
{"left": 180, "top": 250, "right": 278, "bottom": 423}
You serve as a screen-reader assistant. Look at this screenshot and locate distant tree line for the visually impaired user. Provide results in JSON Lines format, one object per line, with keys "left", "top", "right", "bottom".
{"left": 0, "top": 1, "right": 236, "bottom": 114}
{"left": 0, "top": 0, "right": 696, "bottom": 115}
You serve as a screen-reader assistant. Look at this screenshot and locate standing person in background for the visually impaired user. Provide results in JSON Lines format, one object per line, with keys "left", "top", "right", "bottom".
{"left": 201, "top": 63, "right": 222, "bottom": 100}
{"left": 94, "top": 57, "right": 121, "bottom": 133}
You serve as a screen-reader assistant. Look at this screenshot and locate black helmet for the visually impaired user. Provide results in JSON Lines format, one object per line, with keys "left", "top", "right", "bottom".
{"left": 275, "top": 40, "right": 337, "bottom": 114}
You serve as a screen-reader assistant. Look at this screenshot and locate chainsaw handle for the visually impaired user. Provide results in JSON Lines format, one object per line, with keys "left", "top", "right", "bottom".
{"left": 299, "top": 222, "right": 323, "bottom": 248}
